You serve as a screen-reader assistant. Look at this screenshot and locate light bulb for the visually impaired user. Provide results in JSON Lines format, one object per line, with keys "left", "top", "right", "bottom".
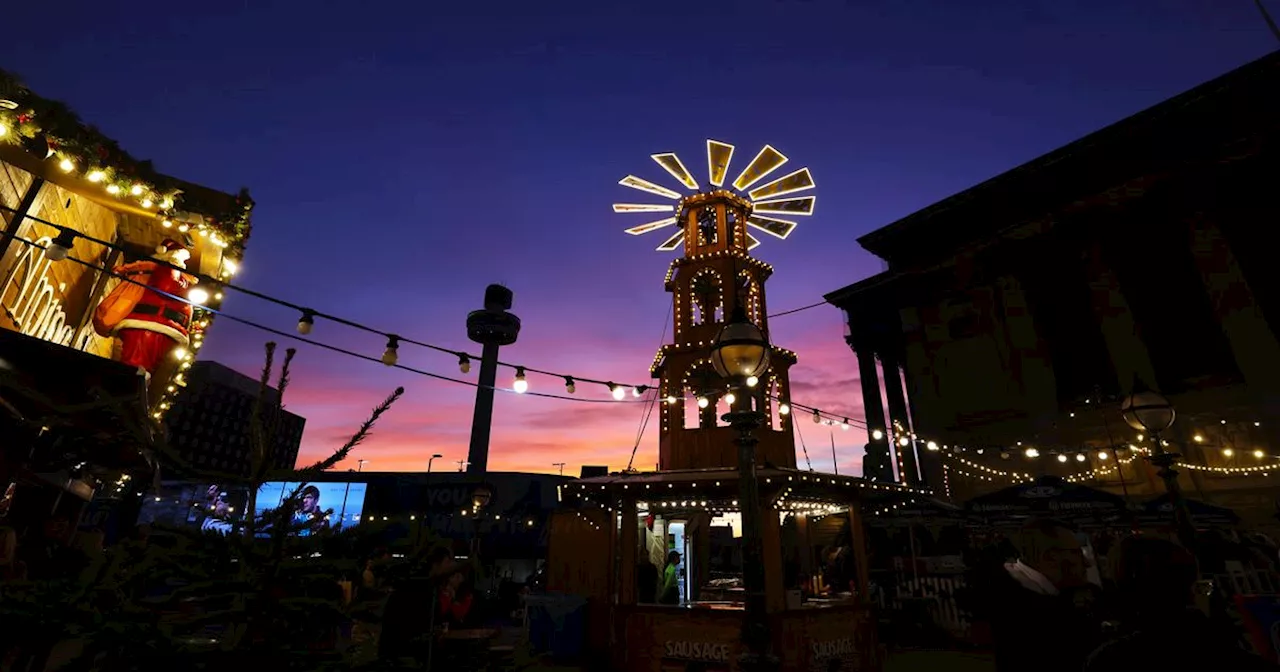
{"left": 1223, "top": 448, "right": 1234, "bottom": 458}
{"left": 1057, "top": 454, "right": 1068, "bottom": 463}
{"left": 872, "top": 429, "right": 884, "bottom": 440}
{"left": 58, "top": 158, "right": 74, "bottom": 172}
{"left": 926, "top": 441, "right": 938, "bottom": 451}
{"left": 222, "top": 259, "right": 238, "bottom": 276}
{"left": 746, "top": 375, "right": 758, "bottom": 387}
{"left": 564, "top": 377, "right": 576, "bottom": 394}
{"left": 297, "top": 311, "right": 315, "bottom": 335}
{"left": 632, "top": 386, "right": 644, "bottom": 397}
{"left": 697, "top": 396, "right": 709, "bottom": 409}
{"left": 106, "top": 184, "right": 121, "bottom": 195}
{"left": 187, "top": 287, "right": 210, "bottom": 305}
{"left": 172, "top": 347, "right": 188, "bottom": 361}
{"left": 177, "top": 224, "right": 190, "bottom": 233}
{"left": 723, "top": 392, "right": 736, "bottom": 405}
{"left": 141, "top": 199, "right": 152, "bottom": 208}
{"left": 1253, "top": 449, "right": 1265, "bottom": 459}
{"left": 1193, "top": 434, "right": 1203, "bottom": 443}
{"left": 898, "top": 436, "right": 909, "bottom": 446}
{"left": 1025, "top": 448, "right": 1040, "bottom": 458}
{"left": 513, "top": 367, "right": 528, "bottom": 393}
{"left": 88, "top": 170, "right": 105, "bottom": 183}
{"left": 812, "top": 410, "right": 821, "bottom": 424}
{"left": 666, "top": 395, "right": 677, "bottom": 404}
{"left": 841, "top": 419, "right": 850, "bottom": 431}
{"left": 381, "top": 337, "right": 399, "bottom": 366}
{"left": 0, "top": 124, "right": 6, "bottom": 137}
{"left": 1076, "top": 453, "right": 1087, "bottom": 462}
{"left": 458, "top": 355, "right": 471, "bottom": 374}
{"left": 1097, "top": 451, "right": 1109, "bottom": 460}
{"left": 610, "top": 384, "right": 625, "bottom": 401}
{"left": 778, "top": 403, "right": 790, "bottom": 416}
{"left": 45, "top": 230, "right": 76, "bottom": 261}
{"left": 130, "top": 184, "right": 144, "bottom": 196}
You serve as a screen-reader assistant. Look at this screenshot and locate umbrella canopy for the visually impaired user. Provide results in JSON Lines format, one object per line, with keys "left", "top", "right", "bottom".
{"left": 867, "top": 497, "right": 964, "bottom": 527}
{"left": 1139, "top": 493, "right": 1239, "bottom": 526}
{"left": 965, "top": 476, "right": 1126, "bottom": 524}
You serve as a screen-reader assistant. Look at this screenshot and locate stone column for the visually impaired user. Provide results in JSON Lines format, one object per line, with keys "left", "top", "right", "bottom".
{"left": 1082, "top": 241, "right": 1160, "bottom": 396}
{"left": 850, "top": 335, "right": 893, "bottom": 482}
{"left": 1187, "top": 216, "right": 1280, "bottom": 393}
{"left": 880, "top": 348, "right": 919, "bottom": 485}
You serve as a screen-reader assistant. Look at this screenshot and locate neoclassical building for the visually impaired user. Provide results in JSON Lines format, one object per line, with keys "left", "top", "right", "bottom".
{"left": 826, "top": 51, "right": 1280, "bottom": 527}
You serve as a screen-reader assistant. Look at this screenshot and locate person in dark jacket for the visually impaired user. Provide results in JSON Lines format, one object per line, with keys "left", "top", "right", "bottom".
{"left": 1086, "top": 536, "right": 1278, "bottom": 672}
{"left": 378, "top": 546, "right": 456, "bottom": 662}
{"left": 988, "top": 519, "right": 1102, "bottom": 672}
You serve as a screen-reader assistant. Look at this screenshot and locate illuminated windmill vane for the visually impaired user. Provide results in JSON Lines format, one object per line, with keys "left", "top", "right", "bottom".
{"left": 613, "top": 140, "right": 816, "bottom": 253}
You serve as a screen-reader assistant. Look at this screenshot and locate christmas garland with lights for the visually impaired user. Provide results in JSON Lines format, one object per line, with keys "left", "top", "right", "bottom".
{"left": 0, "top": 68, "right": 253, "bottom": 253}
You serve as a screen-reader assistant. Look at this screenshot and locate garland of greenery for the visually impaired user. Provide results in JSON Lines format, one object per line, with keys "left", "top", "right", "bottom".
{"left": 0, "top": 68, "right": 253, "bottom": 254}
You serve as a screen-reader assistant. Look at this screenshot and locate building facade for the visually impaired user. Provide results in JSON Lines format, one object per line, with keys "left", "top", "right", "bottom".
{"left": 825, "top": 52, "right": 1280, "bottom": 527}
{"left": 163, "top": 361, "right": 305, "bottom": 476}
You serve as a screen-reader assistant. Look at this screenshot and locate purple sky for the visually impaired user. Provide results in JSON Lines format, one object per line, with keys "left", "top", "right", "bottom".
{"left": 4, "top": 1, "right": 1274, "bottom": 475}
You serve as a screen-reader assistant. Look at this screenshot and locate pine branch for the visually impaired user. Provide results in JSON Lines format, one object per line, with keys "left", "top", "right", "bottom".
{"left": 298, "top": 386, "right": 404, "bottom": 474}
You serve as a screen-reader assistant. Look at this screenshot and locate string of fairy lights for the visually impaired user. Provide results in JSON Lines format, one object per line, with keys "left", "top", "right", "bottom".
{"left": 3, "top": 208, "right": 1276, "bottom": 487}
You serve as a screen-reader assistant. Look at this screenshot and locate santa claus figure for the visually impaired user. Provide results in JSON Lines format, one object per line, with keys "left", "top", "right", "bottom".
{"left": 94, "top": 238, "right": 200, "bottom": 375}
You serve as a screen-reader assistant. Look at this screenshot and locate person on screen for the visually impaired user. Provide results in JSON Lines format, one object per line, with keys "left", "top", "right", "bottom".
{"left": 293, "top": 485, "right": 331, "bottom": 535}
{"left": 202, "top": 489, "right": 238, "bottom": 535}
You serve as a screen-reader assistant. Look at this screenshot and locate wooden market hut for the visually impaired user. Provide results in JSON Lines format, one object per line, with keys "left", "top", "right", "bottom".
{"left": 548, "top": 466, "right": 926, "bottom": 671}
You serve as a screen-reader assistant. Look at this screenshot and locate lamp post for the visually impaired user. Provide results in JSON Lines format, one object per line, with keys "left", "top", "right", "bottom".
{"left": 469, "top": 482, "right": 494, "bottom": 559}
{"left": 357, "top": 459, "right": 367, "bottom": 473}
{"left": 710, "top": 306, "right": 778, "bottom": 672}
{"left": 1120, "top": 381, "right": 1196, "bottom": 548}
{"left": 428, "top": 454, "right": 442, "bottom": 473}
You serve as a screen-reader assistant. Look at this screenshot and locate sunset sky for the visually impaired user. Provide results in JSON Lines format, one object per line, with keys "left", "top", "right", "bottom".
{"left": 5, "top": 1, "right": 1273, "bottom": 476}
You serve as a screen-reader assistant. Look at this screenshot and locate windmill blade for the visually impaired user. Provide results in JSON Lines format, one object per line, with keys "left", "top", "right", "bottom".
{"left": 745, "top": 232, "right": 762, "bottom": 251}
{"left": 748, "top": 168, "right": 814, "bottom": 201}
{"left": 656, "top": 230, "right": 685, "bottom": 252}
{"left": 651, "top": 153, "right": 699, "bottom": 190}
{"left": 747, "top": 215, "right": 798, "bottom": 240}
{"left": 732, "top": 145, "right": 788, "bottom": 191}
{"left": 753, "top": 195, "right": 815, "bottom": 217}
{"left": 706, "top": 140, "right": 735, "bottom": 187}
{"left": 619, "top": 175, "right": 682, "bottom": 199}
{"left": 613, "top": 203, "right": 674, "bottom": 213}
{"left": 625, "top": 217, "right": 678, "bottom": 236}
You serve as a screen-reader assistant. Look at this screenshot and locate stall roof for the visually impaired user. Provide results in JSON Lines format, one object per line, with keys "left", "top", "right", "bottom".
{"left": 0, "top": 328, "right": 153, "bottom": 471}
{"left": 566, "top": 467, "right": 931, "bottom": 509}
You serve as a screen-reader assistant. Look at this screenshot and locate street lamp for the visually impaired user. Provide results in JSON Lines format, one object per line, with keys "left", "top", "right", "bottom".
{"left": 357, "top": 459, "right": 368, "bottom": 473}
{"left": 709, "top": 305, "right": 777, "bottom": 672}
{"left": 1120, "top": 381, "right": 1195, "bottom": 548}
{"left": 428, "top": 454, "right": 443, "bottom": 473}
{"left": 469, "top": 482, "right": 495, "bottom": 560}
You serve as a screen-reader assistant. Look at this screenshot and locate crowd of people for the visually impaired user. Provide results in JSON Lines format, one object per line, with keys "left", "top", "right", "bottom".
{"left": 963, "top": 519, "right": 1278, "bottom": 671}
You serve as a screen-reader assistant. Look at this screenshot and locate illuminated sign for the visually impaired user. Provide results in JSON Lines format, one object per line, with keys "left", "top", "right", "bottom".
{"left": 664, "top": 641, "right": 732, "bottom": 664}
{"left": 0, "top": 236, "right": 81, "bottom": 346}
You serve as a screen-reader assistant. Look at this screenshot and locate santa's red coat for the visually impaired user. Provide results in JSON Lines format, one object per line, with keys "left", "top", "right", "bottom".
{"left": 110, "top": 260, "right": 196, "bottom": 346}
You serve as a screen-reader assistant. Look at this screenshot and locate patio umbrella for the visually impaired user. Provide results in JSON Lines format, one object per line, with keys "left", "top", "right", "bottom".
{"left": 965, "top": 476, "right": 1126, "bottom": 525}
{"left": 1139, "top": 493, "right": 1239, "bottom": 526}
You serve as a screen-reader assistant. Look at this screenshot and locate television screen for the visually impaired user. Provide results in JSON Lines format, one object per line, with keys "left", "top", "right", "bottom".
{"left": 138, "top": 481, "right": 367, "bottom": 537}
{"left": 255, "top": 481, "right": 368, "bottom": 536}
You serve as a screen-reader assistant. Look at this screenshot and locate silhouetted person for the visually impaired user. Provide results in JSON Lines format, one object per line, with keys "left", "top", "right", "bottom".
{"left": 988, "top": 519, "right": 1101, "bottom": 672}
{"left": 379, "top": 546, "right": 456, "bottom": 662}
{"left": 637, "top": 560, "right": 658, "bottom": 603}
{"left": 1086, "top": 536, "right": 1277, "bottom": 672}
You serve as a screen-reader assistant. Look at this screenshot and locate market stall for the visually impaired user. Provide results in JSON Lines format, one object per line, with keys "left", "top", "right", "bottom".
{"left": 549, "top": 467, "right": 925, "bottom": 671}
